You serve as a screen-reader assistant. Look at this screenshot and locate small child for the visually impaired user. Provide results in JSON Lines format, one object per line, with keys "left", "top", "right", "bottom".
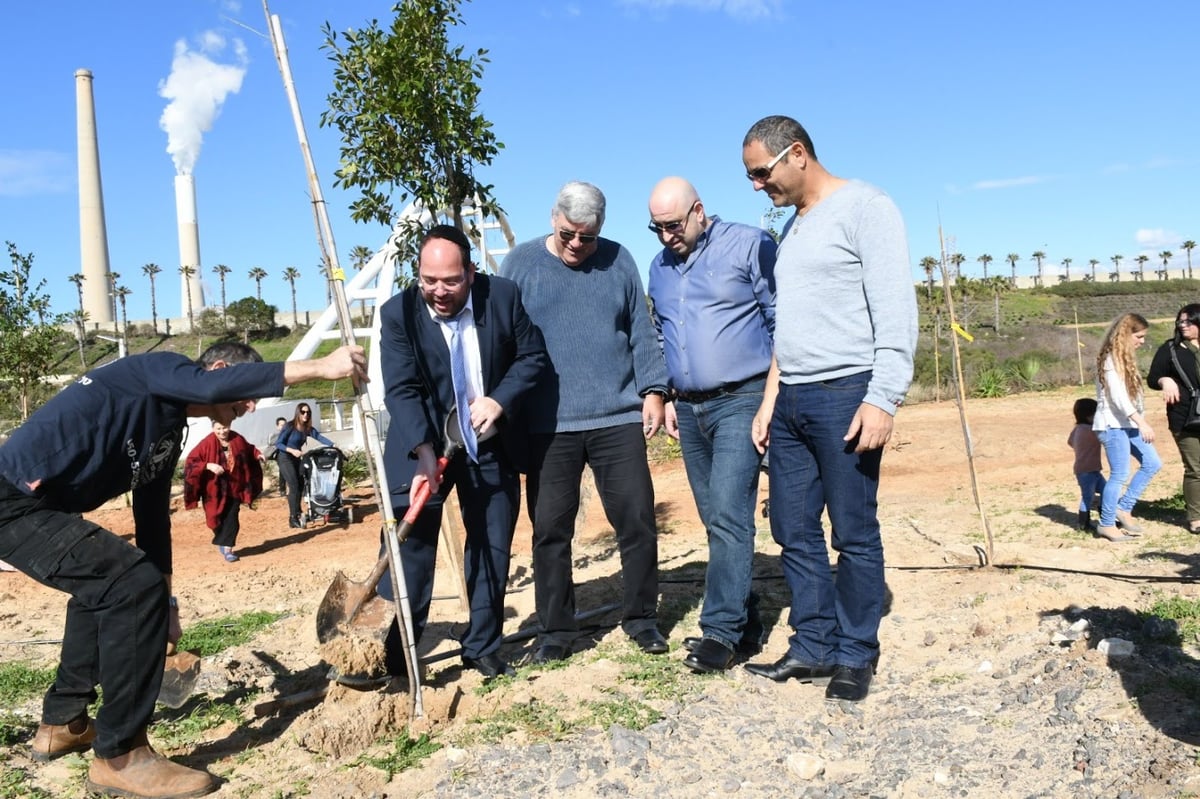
{"left": 1068, "top": 397, "right": 1106, "bottom": 530}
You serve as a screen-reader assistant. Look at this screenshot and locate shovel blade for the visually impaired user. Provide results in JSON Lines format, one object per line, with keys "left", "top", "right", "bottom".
{"left": 158, "top": 650, "right": 201, "bottom": 708}
{"left": 316, "top": 570, "right": 372, "bottom": 644}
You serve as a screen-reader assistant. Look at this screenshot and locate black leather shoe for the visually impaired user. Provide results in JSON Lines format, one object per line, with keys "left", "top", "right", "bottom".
{"left": 744, "top": 655, "right": 834, "bottom": 683}
{"left": 530, "top": 643, "right": 570, "bottom": 665}
{"left": 632, "top": 628, "right": 669, "bottom": 655}
{"left": 683, "top": 635, "right": 763, "bottom": 656}
{"left": 289, "top": 515, "right": 303, "bottom": 529}
{"left": 825, "top": 664, "right": 874, "bottom": 702}
{"left": 683, "top": 638, "right": 735, "bottom": 673}
{"left": 462, "top": 653, "right": 515, "bottom": 679}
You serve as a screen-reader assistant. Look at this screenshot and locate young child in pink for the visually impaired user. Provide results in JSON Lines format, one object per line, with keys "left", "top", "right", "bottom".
{"left": 1068, "top": 397, "right": 1106, "bottom": 530}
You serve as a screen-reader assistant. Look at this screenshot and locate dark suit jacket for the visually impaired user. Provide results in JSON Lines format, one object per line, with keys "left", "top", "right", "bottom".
{"left": 379, "top": 273, "right": 547, "bottom": 506}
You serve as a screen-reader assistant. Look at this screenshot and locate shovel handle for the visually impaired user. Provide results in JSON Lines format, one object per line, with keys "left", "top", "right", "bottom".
{"left": 396, "top": 453, "right": 453, "bottom": 537}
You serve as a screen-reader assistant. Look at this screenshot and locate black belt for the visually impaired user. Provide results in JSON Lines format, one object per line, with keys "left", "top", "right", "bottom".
{"left": 673, "top": 373, "right": 767, "bottom": 404}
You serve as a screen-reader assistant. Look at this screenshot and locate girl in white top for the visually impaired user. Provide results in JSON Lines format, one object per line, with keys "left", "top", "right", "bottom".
{"left": 1093, "top": 312, "right": 1162, "bottom": 541}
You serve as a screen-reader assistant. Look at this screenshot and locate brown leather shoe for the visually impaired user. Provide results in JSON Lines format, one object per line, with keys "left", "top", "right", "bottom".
{"left": 30, "top": 715, "right": 95, "bottom": 761}
{"left": 87, "top": 741, "right": 217, "bottom": 799}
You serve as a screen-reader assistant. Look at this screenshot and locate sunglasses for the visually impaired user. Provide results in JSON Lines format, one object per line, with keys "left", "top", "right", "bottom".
{"left": 299, "top": 409, "right": 311, "bottom": 415}
{"left": 557, "top": 229, "right": 598, "bottom": 245}
{"left": 745, "top": 144, "right": 793, "bottom": 182}
{"left": 648, "top": 207, "right": 693, "bottom": 236}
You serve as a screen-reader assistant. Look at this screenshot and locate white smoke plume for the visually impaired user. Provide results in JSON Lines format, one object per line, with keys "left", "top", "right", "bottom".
{"left": 158, "top": 32, "right": 248, "bottom": 175}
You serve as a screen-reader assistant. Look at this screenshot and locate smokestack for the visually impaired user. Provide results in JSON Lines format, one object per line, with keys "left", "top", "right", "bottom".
{"left": 174, "top": 174, "right": 205, "bottom": 324}
{"left": 75, "top": 69, "right": 113, "bottom": 327}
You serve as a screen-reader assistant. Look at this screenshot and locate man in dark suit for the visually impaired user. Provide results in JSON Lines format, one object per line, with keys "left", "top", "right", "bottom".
{"left": 377, "top": 224, "right": 547, "bottom": 679}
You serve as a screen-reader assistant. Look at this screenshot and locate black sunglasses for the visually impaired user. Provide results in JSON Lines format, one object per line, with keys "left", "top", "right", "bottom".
{"left": 648, "top": 207, "right": 694, "bottom": 236}
{"left": 298, "top": 409, "right": 311, "bottom": 415}
{"left": 557, "top": 229, "right": 598, "bottom": 245}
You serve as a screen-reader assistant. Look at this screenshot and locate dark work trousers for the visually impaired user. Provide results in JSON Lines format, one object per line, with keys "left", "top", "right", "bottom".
{"left": 525, "top": 423, "right": 660, "bottom": 648}
{"left": 277, "top": 453, "right": 303, "bottom": 520}
{"left": 0, "top": 479, "right": 169, "bottom": 759}
{"left": 210, "top": 498, "right": 242, "bottom": 548}
{"left": 379, "top": 444, "right": 519, "bottom": 672}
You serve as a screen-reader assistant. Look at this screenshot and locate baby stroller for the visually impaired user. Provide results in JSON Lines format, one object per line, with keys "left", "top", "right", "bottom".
{"left": 300, "top": 446, "right": 354, "bottom": 527}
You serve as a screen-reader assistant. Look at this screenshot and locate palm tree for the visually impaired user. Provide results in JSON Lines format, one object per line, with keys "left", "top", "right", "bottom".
{"left": 1134, "top": 254, "right": 1149, "bottom": 281}
{"left": 976, "top": 253, "right": 993, "bottom": 280}
{"left": 1031, "top": 250, "right": 1046, "bottom": 287}
{"left": 1159, "top": 250, "right": 1173, "bottom": 279}
{"left": 212, "top": 263, "right": 232, "bottom": 328}
{"left": 248, "top": 267, "right": 267, "bottom": 300}
{"left": 67, "top": 273, "right": 87, "bottom": 363}
{"left": 282, "top": 266, "right": 301, "bottom": 328}
{"left": 1088, "top": 259, "right": 1100, "bottom": 282}
{"left": 142, "top": 263, "right": 162, "bottom": 335}
{"left": 919, "top": 256, "right": 938, "bottom": 300}
{"left": 1183, "top": 240, "right": 1196, "bottom": 279}
{"left": 1060, "top": 257, "right": 1072, "bottom": 282}
{"left": 1110, "top": 254, "right": 1123, "bottom": 282}
{"left": 1006, "top": 253, "right": 1020, "bottom": 285}
{"left": 179, "top": 264, "right": 196, "bottom": 332}
{"left": 349, "top": 245, "right": 373, "bottom": 324}
{"left": 107, "top": 271, "right": 120, "bottom": 336}
{"left": 69, "top": 309, "right": 89, "bottom": 368}
{"left": 114, "top": 284, "right": 131, "bottom": 353}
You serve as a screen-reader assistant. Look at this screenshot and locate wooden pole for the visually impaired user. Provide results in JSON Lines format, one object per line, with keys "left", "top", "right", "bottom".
{"left": 1074, "top": 306, "right": 1085, "bottom": 386}
{"left": 263, "top": 2, "right": 423, "bottom": 717}
{"left": 938, "top": 230, "right": 995, "bottom": 565}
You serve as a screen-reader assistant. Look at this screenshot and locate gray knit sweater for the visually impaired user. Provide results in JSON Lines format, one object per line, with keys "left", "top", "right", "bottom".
{"left": 775, "top": 179, "right": 918, "bottom": 414}
{"left": 501, "top": 236, "right": 668, "bottom": 433}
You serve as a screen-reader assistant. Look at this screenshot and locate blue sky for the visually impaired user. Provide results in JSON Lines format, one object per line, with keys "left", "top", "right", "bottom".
{"left": 2, "top": 0, "right": 1197, "bottom": 322}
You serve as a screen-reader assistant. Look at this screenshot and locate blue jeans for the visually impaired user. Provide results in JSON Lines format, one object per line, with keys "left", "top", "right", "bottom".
{"left": 1075, "top": 471, "right": 1106, "bottom": 514}
{"left": 1096, "top": 427, "right": 1162, "bottom": 526}
{"left": 768, "top": 372, "right": 883, "bottom": 670}
{"left": 675, "top": 379, "right": 765, "bottom": 650}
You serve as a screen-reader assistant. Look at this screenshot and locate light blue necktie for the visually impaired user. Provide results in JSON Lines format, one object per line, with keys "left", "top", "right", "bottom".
{"left": 445, "top": 316, "right": 478, "bottom": 462}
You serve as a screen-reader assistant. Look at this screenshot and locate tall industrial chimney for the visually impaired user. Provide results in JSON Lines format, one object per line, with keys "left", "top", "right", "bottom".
{"left": 174, "top": 174, "right": 205, "bottom": 325}
{"left": 75, "top": 69, "right": 113, "bottom": 327}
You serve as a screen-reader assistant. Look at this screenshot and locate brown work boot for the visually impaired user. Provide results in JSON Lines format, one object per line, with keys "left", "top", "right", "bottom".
{"left": 30, "top": 715, "right": 95, "bottom": 761}
{"left": 86, "top": 740, "right": 217, "bottom": 799}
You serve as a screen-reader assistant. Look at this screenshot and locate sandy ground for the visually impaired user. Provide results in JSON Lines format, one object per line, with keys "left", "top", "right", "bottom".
{"left": 3, "top": 386, "right": 1200, "bottom": 797}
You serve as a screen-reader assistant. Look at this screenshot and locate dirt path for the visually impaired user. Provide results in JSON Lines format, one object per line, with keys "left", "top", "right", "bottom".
{"left": 3, "top": 386, "right": 1200, "bottom": 797}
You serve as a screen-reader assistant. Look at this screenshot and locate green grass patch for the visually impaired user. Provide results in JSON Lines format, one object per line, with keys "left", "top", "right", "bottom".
{"left": 0, "top": 762, "right": 55, "bottom": 799}
{"left": 1144, "top": 595, "right": 1200, "bottom": 645}
{"left": 583, "top": 694, "right": 662, "bottom": 730}
{"left": 356, "top": 733, "right": 442, "bottom": 779}
{"left": 152, "top": 699, "right": 244, "bottom": 750}
{"left": 456, "top": 698, "right": 575, "bottom": 745}
{"left": 177, "top": 610, "right": 287, "bottom": 657}
{"left": 0, "top": 662, "right": 57, "bottom": 707}
{"left": 0, "top": 711, "right": 35, "bottom": 747}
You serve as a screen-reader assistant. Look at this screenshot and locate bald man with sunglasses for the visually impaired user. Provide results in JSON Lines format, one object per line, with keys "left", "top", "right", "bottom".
{"left": 502, "top": 180, "right": 671, "bottom": 665}
{"left": 646, "top": 177, "right": 777, "bottom": 674}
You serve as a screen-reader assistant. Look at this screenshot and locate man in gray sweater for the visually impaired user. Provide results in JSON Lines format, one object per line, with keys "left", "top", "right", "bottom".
{"left": 740, "top": 115, "right": 917, "bottom": 702}
{"left": 502, "top": 181, "right": 671, "bottom": 664}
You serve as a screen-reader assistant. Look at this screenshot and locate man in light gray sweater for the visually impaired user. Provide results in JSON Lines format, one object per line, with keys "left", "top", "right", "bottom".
{"left": 502, "top": 181, "right": 671, "bottom": 664}
{"left": 740, "top": 115, "right": 917, "bottom": 702}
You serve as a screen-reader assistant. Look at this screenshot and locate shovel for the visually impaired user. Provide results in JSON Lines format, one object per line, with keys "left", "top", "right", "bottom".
{"left": 315, "top": 406, "right": 496, "bottom": 644}
{"left": 158, "top": 643, "right": 202, "bottom": 708}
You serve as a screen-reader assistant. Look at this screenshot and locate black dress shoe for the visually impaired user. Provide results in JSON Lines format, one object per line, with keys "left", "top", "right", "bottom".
{"left": 632, "top": 628, "right": 669, "bottom": 655}
{"left": 683, "top": 638, "right": 735, "bottom": 674}
{"left": 744, "top": 655, "right": 834, "bottom": 683}
{"left": 461, "top": 653, "right": 515, "bottom": 679}
{"left": 530, "top": 643, "right": 570, "bottom": 665}
{"left": 825, "top": 664, "right": 874, "bottom": 702}
{"left": 683, "top": 635, "right": 763, "bottom": 656}
{"left": 289, "top": 515, "right": 303, "bottom": 529}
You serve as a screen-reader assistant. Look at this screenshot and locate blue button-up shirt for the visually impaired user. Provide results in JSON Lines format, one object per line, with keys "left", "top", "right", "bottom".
{"left": 648, "top": 216, "right": 777, "bottom": 393}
